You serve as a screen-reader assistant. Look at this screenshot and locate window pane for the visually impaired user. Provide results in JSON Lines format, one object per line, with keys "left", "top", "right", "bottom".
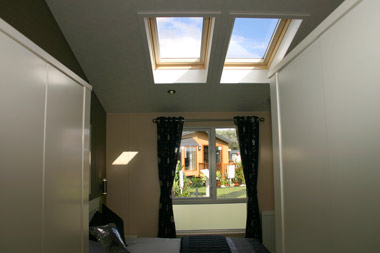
{"left": 216, "top": 128, "right": 246, "bottom": 199}
{"left": 173, "top": 130, "right": 210, "bottom": 198}
{"left": 226, "top": 18, "right": 279, "bottom": 59}
{"left": 173, "top": 128, "right": 246, "bottom": 200}
{"left": 203, "top": 146, "right": 209, "bottom": 163}
{"left": 156, "top": 17, "right": 203, "bottom": 59}
{"left": 184, "top": 147, "right": 196, "bottom": 170}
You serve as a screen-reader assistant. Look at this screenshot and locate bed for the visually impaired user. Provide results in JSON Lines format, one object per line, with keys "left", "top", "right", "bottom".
{"left": 90, "top": 233, "right": 269, "bottom": 253}
{"left": 125, "top": 236, "right": 269, "bottom": 253}
{"left": 89, "top": 201, "right": 269, "bottom": 253}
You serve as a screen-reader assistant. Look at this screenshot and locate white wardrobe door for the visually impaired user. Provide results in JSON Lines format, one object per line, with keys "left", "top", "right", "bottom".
{"left": 44, "top": 65, "right": 84, "bottom": 253}
{"left": 0, "top": 31, "right": 46, "bottom": 252}
{"left": 82, "top": 88, "right": 91, "bottom": 253}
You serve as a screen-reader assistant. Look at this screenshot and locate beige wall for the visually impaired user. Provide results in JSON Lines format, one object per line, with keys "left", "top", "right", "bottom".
{"left": 174, "top": 203, "right": 246, "bottom": 231}
{"left": 107, "top": 112, "right": 274, "bottom": 237}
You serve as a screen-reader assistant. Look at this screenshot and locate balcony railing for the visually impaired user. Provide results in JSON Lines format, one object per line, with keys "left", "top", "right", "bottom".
{"left": 196, "top": 162, "right": 237, "bottom": 179}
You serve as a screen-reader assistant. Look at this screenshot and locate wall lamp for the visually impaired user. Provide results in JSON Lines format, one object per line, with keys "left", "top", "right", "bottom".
{"left": 102, "top": 178, "right": 107, "bottom": 195}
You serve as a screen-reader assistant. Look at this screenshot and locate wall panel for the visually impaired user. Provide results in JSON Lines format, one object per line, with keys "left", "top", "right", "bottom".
{"left": 90, "top": 92, "right": 107, "bottom": 202}
{"left": 82, "top": 88, "right": 92, "bottom": 253}
{"left": 1, "top": 19, "right": 91, "bottom": 253}
{"left": 273, "top": 0, "right": 380, "bottom": 252}
{"left": 318, "top": 0, "right": 380, "bottom": 250}
{"left": 0, "top": 28, "right": 46, "bottom": 253}
{"left": 278, "top": 41, "right": 333, "bottom": 252}
{"left": 43, "top": 65, "right": 84, "bottom": 252}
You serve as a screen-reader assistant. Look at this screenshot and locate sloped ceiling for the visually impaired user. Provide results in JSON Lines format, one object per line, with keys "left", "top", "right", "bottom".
{"left": 46, "top": 0, "right": 343, "bottom": 113}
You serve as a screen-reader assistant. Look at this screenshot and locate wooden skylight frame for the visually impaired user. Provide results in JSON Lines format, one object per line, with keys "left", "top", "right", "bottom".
{"left": 147, "top": 17, "right": 212, "bottom": 69}
{"left": 224, "top": 18, "right": 291, "bottom": 69}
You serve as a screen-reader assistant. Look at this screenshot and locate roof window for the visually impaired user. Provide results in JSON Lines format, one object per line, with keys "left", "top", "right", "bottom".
{"left": 224, "top": 18, "right": 290, "bottom": 69}
{"left": 147, "top": 17, "right": 212, "bottom": 69}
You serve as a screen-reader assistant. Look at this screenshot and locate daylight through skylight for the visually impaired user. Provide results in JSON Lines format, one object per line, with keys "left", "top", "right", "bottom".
{"left": 224, "top": 18, "right": 289, "bottom": 68}
{"left": 147, "top": 16, "right": 212, "bottom": 68}
{"left": 146, "top": 15, "right": 289, "bottom": 72}
{"left": 227, "top": 18, "right": 279, "bottom": 59}
{"left": 156, "top": 17, "right": 203, "bottom": 60}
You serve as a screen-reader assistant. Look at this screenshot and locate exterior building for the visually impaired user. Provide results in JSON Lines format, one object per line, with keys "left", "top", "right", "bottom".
{"left": 180, "top": 131, "right": 235, "bottom": 179}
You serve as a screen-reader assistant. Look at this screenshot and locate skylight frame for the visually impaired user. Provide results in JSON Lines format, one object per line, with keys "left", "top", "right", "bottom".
{"left": 147, "top": 17, "right": 213, "bottom": 69}
{"left": 224, "top": 18, "right": 291, "bottom": 69}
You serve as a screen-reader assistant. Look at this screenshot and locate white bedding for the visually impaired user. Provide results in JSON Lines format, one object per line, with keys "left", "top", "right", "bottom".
{"left": 125, "top": 237, "right": 181, "bottom": 253}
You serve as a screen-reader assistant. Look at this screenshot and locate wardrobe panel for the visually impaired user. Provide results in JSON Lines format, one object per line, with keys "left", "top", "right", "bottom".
{"left": 0, "top": 30, "right": 46, "bottom": 252}
{"left": 44, "top": 65, "right": 84, "bottom": 253}
{"left": 82, "top": 88, "right": 91, "bottom": 253}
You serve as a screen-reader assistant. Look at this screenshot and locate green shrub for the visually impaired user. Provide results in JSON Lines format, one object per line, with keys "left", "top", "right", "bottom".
{"left": 191, "top": 177, "right": 203, "bottom": 188}
{"left": 200, "top": 173, "right": 207, "bottom": 185}
{"left": 234, "top": 162, "right": 245, "bottom": 184}
{"left": 216, "top": 170, "right": 228, "bottom": 186}
{"left": 172, "top": 161, "right": 191, "bottom": 197}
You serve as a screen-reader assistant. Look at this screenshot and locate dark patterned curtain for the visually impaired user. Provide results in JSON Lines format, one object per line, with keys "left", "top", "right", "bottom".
{"left": 156, "top": 117, "right": 184, "bottom": 238}
{"left": 234, "top": 116, "right": 262, "bottom": 241}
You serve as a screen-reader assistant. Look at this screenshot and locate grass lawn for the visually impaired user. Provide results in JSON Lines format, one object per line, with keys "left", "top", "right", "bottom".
{"left": 187, "top": 185, "right": 246, "bottom": 198}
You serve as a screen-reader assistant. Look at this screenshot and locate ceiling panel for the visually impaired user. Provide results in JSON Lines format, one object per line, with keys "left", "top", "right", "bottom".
{"left": 46, "top": 0, "right": 344, "bottom": 113}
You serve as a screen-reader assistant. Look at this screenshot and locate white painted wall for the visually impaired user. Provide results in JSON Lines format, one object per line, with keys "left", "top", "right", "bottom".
{"left": 271, "top": 0, "right": 380, "bottom": 252}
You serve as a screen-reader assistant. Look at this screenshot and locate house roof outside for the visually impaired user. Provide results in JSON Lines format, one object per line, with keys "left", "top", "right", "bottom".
{"left": 182, "top": 131, "right": 196, "bottom": 136}
{"left": 230, "top": 150, "right": 239, "bottom": 155}
{"left": 182, "top": 131, "right": 231, "bottom": 145}
{"left": 215, "top": 133, "right": 231, "bottom": 144}
{"left": 181, "top": 138, "right": 200, "bottom": 147}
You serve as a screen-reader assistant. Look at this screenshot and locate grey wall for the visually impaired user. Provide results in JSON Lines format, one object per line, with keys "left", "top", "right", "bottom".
{"left": 90, "top": 92, "right": 107, "bottom": 202}
{"left": 271, "top": 0, "right": 380, "bottom": 252}
{"left": 0, "top": 0, "right": 87, "bottom": 81}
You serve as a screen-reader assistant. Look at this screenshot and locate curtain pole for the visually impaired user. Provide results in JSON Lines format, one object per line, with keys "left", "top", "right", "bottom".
{"left": 152, "top": 118, "right": 265, "bottom": 123}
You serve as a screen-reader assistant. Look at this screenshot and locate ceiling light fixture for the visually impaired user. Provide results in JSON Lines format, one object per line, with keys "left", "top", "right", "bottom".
{"left": 168, "top": 90, "right": 176, "bottom": 95}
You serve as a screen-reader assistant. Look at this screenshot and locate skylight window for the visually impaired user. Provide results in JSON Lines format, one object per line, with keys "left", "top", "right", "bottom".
{"left": 156, "top": 17, "right": 202, "bottom": 60}
{"left": 224, "top": 18, "right": 290, "bottom": 69}
{"left": 147, "top": 17, "right": 212, "bottom": 69}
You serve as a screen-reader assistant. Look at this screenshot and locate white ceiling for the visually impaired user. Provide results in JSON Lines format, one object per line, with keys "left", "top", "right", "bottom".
{"left": 46, "top": 0, "right": 344, "bottom": 113}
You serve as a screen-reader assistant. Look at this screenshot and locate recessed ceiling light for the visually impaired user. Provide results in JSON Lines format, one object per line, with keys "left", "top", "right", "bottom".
{"left": 168, "top": 90, "right": 176, "bottom": 95}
